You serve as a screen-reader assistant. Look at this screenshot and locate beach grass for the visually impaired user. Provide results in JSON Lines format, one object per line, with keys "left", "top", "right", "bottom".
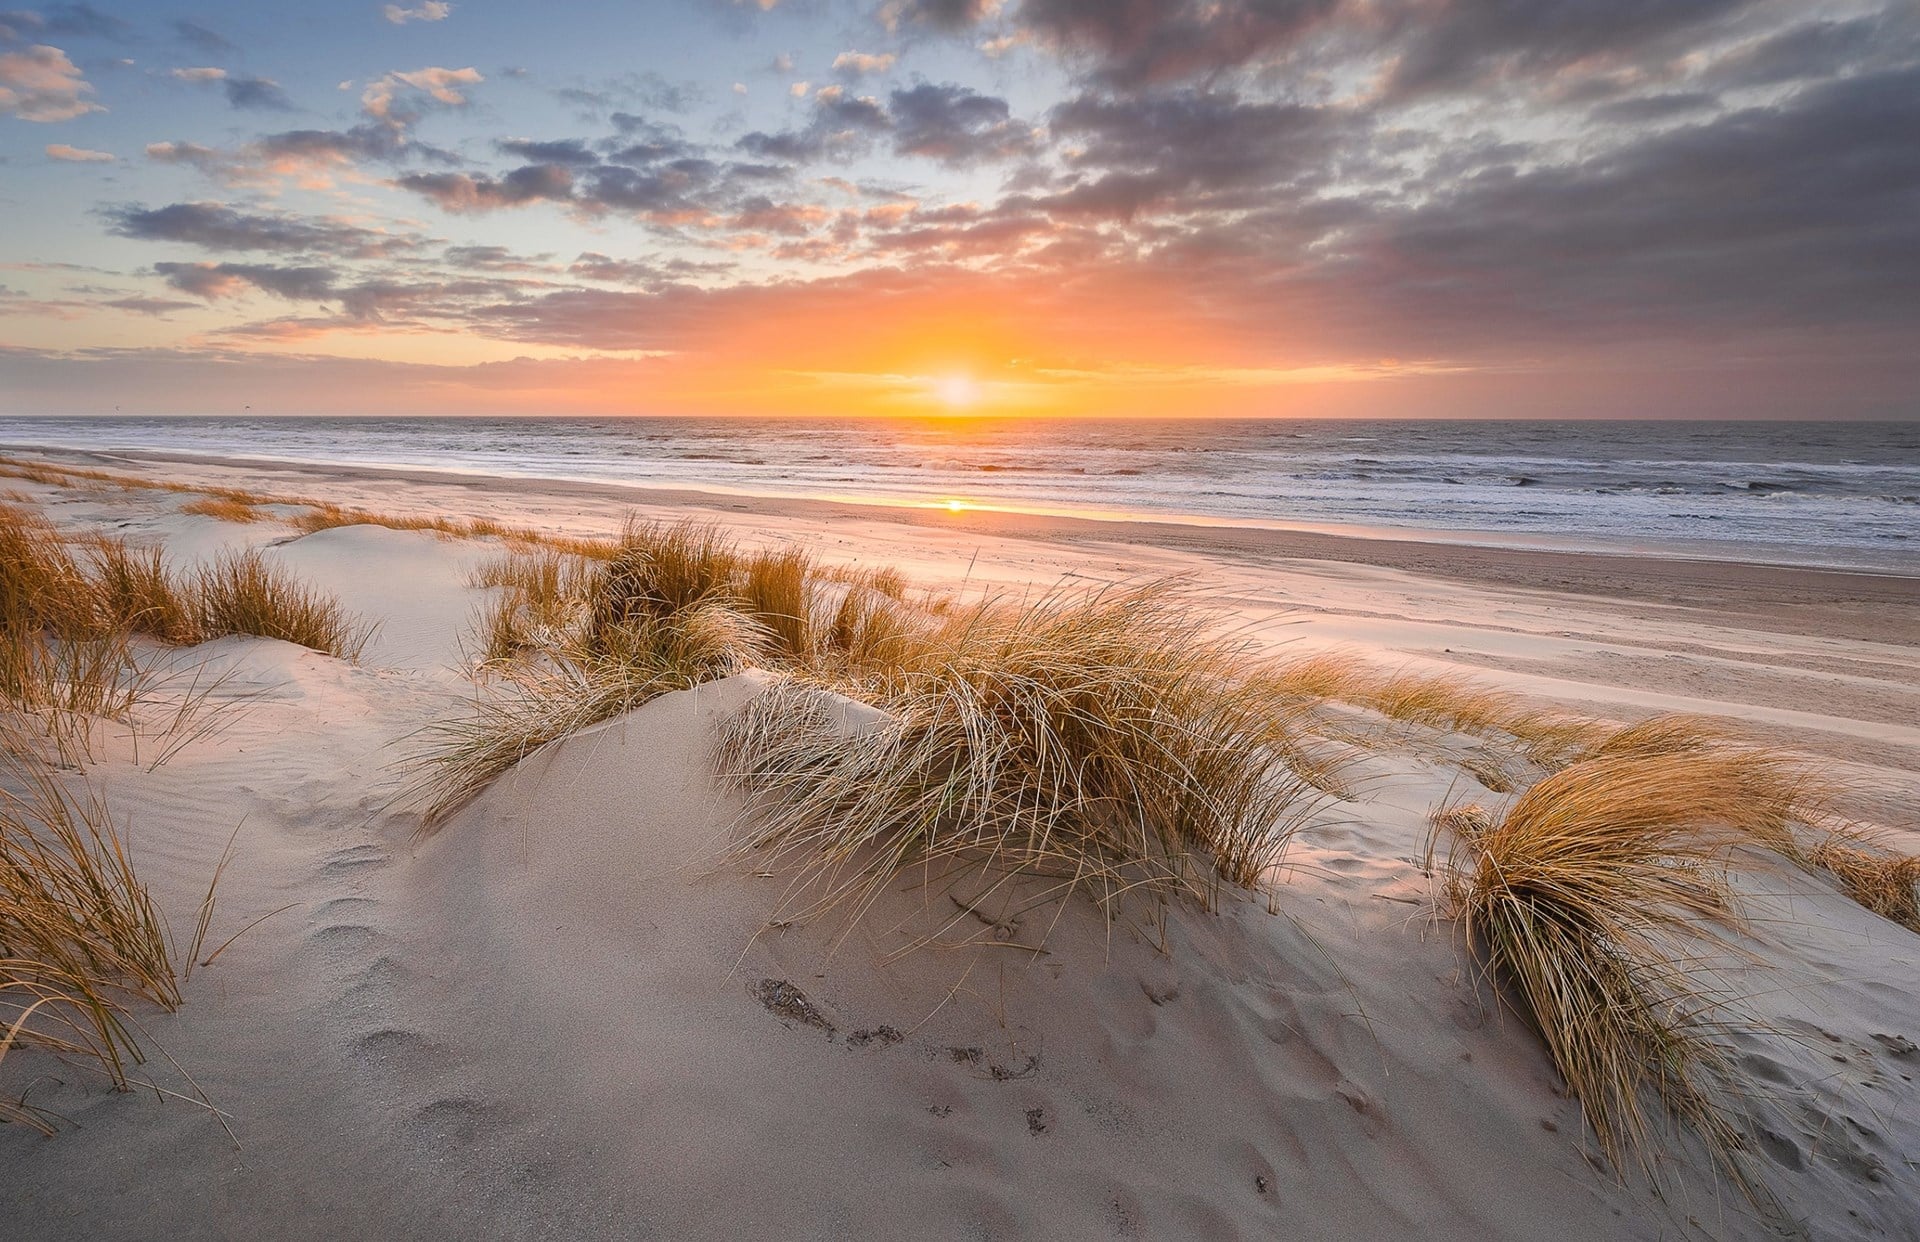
{"left": 179, "top": 496, "right": 267, "bottom": 523}
{"left": 84, "top": 536, "right": 199, "bottom": 644}
{"left": 468, "top": 547, "right": 600, "bottom": 663}
{"left": 717, "top": 581, "right": 1322, "bottom": 934}
{"left": 191, "top": 550, "right": 370, "bottom": 659}
{"left": 408, "top": 604, "right": 762, "bottom": 827}
{"left": 1430, "top": 748, "right": 1819, "bottom": 1185}
{"left": 0, "top": 721, "right": 194, "bottom": 1131}
{"left": 1810, "top": 828, "right": 1920, "bottom": 933}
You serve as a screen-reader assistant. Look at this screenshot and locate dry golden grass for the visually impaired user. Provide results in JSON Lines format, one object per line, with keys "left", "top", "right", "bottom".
{"left": 178, "top": 496, "right": 266, "bottom": 524}
{"left": 589, "top": 518, "right": 741, "bottom": 639}
{"left": 718, "top": 582, "right": 1322, "bottom": 936}
{"left": 192, "top": 550, "right": 370, "bottom": 659}
{"left": 0, "top": 504, "right": 95, "bottom": 636}
{"left": 466, "top": 519, "right": 909, "bottom": 675}
{"left": 1431, "top": 748, "right": 1819, "bottom": 1187}
{"left": 0, "top": 510, "right": 150, "bottom": 757}
{"left": 740, "top": 546, "right": 818, "bottom": 659}
{"left": 1810, "top": 828, "right": 1920, "bottom": 933}
{"left": 818, "top": 583, "right": 922, "bottom": 675}
{"left": 1580, "top": 714, "right": 1721, "bottom": 759}
{"left": 0, "top": 721, "right": 202, "bottom": 1131}
{"left": 406, "top": 603, "right": 762, "bottom": 827}
{"left": 468, "top": 547, "right": 599, "bottom": 663}
{"left": 1258, "top": 652, "right": 1776, "bottom": 783}
{"left": 1262, "top": 653, "right": 1524, "bottom": 736}
{"left": 84, "top": 537, "right": 198, "bottom": 644}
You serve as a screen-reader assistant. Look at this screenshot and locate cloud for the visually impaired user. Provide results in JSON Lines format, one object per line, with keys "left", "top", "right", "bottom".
{"left": 1047, "top": 89, "right": 1351, "bottom": 203}
{"left": 396, "top": 164, "right": 577, "bottom": 213}
{"left": 102, "top": 296, "right": 197, "bottom": 315}
{"left": 496, "top": 137, "right": 600, "bottom": 165}
{"left": 739, "top": 85, "right": 891, "bottom": 162}
{"left": 0, "top": 43, "right": 101, "bottom": 121}
{"left": 1705, "top": 15, "right": 1888, "bottom": 89}
{"left": 145, "top": 139, "right": 227, "bottom": 172}
{"left": 361, "top": 65, "right": 483, "bottom": 120}
{"left": 383, "top": 1, "right": 453, "bottom": 24}
{"left": 170, "top": 65, "right": 227, "bottom": 82}
{"left": 107, "top": 201, "right": 422, "bottom": 258}
{"left": 155, "top": 260, "right": 338, "bottom": 302}
{"left": 1590, "top": 92, "right": 1718, "bottom": 125}
{"left": 2, "top": 3, "right": 127, "bottom": 41}
{"left": 1355, "top": 63, "right": 1920, "bottom": 335}
{"left": 443, "top": 244, "right": 553, "bottom": 272}
{"left": 223, "top": 74, "right": 293, "bottom": 111}
{"left": 731, "top": 81, "right": 1034, "bottom": 168}
{"left": 1380, "top": 0, "right": 1752, "bottom": 98}
{"left": 833, "top": 50, "right": 897, "bottom": 77}
{"left": 569, "top": 252, "right": 664, "bottom": 284}
{"left": 554, "top": 71, "right": 700, "bottom": 116}
{"left": 171, "top": 19, "right": 233, "bottom": 53}
{"left": 877, "top": 0, "right": 998, "bottom": 33}
{"left": 1011, "top": 0, "right": 1339, "bottom": 88}
{"left": 888, "top": 82, "right": 1033, "bottom": 165}
{"left": 45, "top": 141, "right": 110, "bottom": 161}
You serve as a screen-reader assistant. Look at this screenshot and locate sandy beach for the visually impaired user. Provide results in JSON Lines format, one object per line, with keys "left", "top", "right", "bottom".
{"left": 2, "top": 447, "right": 1918, "bottom": 1240}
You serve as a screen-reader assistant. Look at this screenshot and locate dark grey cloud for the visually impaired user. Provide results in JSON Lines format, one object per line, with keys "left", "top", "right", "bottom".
{"left": 1013, "top": 0, "right": 1340, "bottom": 87}
{"left": 878, "top": 0, "right": 995, "bottom": 33}
{"left": 172, "top": 19, "right": 234, "bottom": 52}
{"left": 736, "top": 128, "right": 829, "bottom": 162}
{"left": 1704, "top": 14, "right": 1891, "bottom": 89}
{"left": 1590, "top": 92, "right": 1718, "bottom": 125}
{"left": 1382, "top": 0, "right": 1755, "bottom": 98}
{"left": 1040, "top": 89, "right": 1353, "bottom": 217}
{"left": 605, "top": 114, "right": 701, "bottom": 164}
{"left": 106, "top": 202, "right": 420, "bottom": 258}
{"left": 443, "top": 244, "right": 554, "bottom": 272}
{"left": 0, "top": 3, "right": 128, "bottom": 40}
{"left": 103, "top": 295, "right": 199, "bottom": 315}
{"left": 1189, "top": 60, "right": 1920, "bottom": 354}
{"left": 254, "top": 125, "right": 411, "bottom": 164}
{"left": 888, "top": 82, "right": 1034, "bottom": 165}
{"left": 223, "top": 75, "right": 293, "bottom": 112}
{"left": 568, "top": 252, "right": 703, "bottom": 285}
{"left": 156, "top": 260, "right": 338, "bottom": 301}
{"left": 496, "top": 137, "right": 600, "bottom": 165}
{"left": 397, "top": 164, "right": 577, "bottom": 213}
{"left": 737, "top": 87, "right": 892, "bottom": 163}
{"left": 555, "top": 72, "right": 700, "bottom": 116}
{"left": 393, "top": 105, "right": 795, "bottom": 229}
{"left": 736, "top": 82, "right": 1027, "bottom": 167}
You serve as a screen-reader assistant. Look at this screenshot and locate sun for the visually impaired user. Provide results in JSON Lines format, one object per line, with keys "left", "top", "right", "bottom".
{"left": 933, "top": 373, "right": 980, "bottom": 410}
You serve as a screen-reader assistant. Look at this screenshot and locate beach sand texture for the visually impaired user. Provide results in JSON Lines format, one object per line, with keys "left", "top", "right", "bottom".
{"left": 2, "top": 451, "right": 1918, "bottom": 1241}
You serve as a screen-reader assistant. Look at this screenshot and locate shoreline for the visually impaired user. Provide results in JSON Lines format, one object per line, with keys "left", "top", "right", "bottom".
{"left": 5, "top": 432, "right": 1915, "bottom": 574}
{"left": 14, "top": 441, "right": 1920, "bottom": 647}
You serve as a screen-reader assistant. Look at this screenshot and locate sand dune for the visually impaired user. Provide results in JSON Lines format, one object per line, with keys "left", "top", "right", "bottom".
{"left": 3, "top": 458, "right": 1918, "bottom": 1240}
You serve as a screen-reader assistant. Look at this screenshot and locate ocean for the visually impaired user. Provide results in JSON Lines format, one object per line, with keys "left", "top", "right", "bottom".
{"left": 2, "top": 416, "right": 1915, "bottom": 571}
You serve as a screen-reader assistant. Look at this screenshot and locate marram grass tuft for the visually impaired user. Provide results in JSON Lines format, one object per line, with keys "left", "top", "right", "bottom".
{"left": 1431, "top": 748, "right": 1819, "bottom": 1188}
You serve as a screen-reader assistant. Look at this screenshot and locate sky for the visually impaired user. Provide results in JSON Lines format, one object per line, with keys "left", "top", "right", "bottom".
{"left": 0, "top": 0, "right": 1915, "bottom": 420}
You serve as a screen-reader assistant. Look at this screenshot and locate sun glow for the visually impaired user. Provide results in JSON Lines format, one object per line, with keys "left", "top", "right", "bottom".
{"left": 933, "top": 373, "right": 980, "bottom": 410}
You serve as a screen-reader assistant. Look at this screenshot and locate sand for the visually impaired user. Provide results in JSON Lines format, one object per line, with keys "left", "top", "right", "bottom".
{"left": 2, "top": 450, "right": 1917, "bottom": 1240}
